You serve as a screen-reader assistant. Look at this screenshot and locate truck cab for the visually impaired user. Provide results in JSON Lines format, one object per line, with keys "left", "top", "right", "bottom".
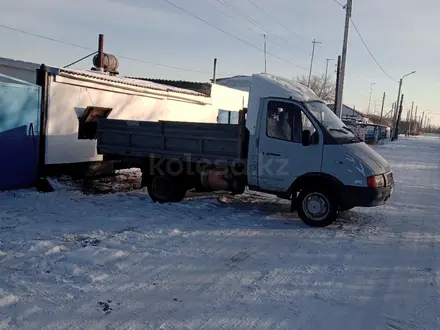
{"left": 246, "top": 74, "right": 394, "bottom": 226}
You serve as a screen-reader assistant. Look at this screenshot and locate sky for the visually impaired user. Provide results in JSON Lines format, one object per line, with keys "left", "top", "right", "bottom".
{"left": 1, "top": 0, "right": 439, "bottom": 125}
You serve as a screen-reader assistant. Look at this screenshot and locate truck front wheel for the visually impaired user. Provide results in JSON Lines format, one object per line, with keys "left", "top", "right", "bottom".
{"left": 297, "top": 187, "right": 339, "bottom": 227}
{"left": 147, "top": 174, "right": 186, "bottom": 203}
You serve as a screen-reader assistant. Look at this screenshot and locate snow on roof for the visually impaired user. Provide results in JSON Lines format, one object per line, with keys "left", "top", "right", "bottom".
{"left": 253, "top": 73, "right": 321, "bottom": 102}
{"left": 47, "top": 67, "right": 209, "bottom": 98}
{"left": 215, "top": 73, "right": 320, "bottom": 102}
{"left": 214, "top": 75, "right": 252, "bottom": 92}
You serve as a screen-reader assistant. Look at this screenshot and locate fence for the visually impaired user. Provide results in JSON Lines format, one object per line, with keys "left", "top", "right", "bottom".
{"left": 0, "top": 74, "right": 41, "bottom": 190}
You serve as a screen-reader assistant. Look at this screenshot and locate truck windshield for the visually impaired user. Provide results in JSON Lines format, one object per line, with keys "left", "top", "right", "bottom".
{"left": 306, "top": 101, "right": 362, "bottom": 144}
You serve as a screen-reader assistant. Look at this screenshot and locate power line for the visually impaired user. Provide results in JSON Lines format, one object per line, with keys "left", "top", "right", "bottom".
{"left": 0, "top": 24, "right": 91, "bottom": 51}
{"left": 350, "top": 18, "right": 397, "bottom": 82}
{"left": 214, "top": 0, "right": 311, "bottom": 59}
{"left": 0, "top": 23, "right": 214, "bottom": 75}
{"left": 162, "top": 0, "right": 310, "bottom": 72}
{"left": 207, "top": 0, "right": 302, "bottom": 56}
{"left": 330, "top": 0, "right": 345, "bottom": 8}
{"left": 245, "top": 0, "right": 307, "bottom": 41}
{"left": 206, "top": 1, "right": 260, "bottom": 35}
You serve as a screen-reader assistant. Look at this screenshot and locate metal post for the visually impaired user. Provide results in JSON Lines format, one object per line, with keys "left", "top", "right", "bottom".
{"left": 335, "top": 0, "right": 352, "bottom": 118}
{"left": 379, "top": 92, "right": 386, "bottom": 124}
{"left": 308, "top": 38, "right": 321, "bottom": 87}
{"left": 212, "top": 58, "right": 217, "bottom": 83}
{"left": 35, "top": 64, "right": 54, "bottom": 192}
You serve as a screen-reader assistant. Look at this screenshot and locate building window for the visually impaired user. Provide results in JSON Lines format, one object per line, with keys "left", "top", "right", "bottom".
{"left": 78, "top": 106, "right": 112, "bottom": 140}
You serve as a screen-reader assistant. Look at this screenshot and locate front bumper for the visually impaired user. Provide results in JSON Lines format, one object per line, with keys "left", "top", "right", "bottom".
{"left": 342, "top": 184, "right": 394, "bottom": 207}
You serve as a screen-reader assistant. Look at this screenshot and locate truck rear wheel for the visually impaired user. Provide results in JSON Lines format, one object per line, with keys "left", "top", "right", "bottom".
{"left": 147, "top": 174, "right": 186, "bottom": 203}
{"left": 297, "top": 187, "right": 339, "bottom": 227}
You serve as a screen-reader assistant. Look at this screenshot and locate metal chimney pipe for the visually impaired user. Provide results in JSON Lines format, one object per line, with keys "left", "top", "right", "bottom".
{"left": 98, "top": 34, "right": 104, "bottom": 72}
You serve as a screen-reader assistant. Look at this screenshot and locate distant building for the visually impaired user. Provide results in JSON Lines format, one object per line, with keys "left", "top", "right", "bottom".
{"left": 328, "top": 104, "right": 370, "bottom": 123}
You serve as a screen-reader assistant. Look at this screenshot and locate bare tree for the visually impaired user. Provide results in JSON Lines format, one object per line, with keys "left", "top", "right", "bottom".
{"left": 296, "top": 74, "right": 336, "bottom": 103}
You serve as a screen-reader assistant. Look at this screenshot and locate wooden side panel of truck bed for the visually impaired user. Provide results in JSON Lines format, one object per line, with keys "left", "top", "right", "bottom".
{"left": 96, "top": 119, "right": 244, "bottom": 164}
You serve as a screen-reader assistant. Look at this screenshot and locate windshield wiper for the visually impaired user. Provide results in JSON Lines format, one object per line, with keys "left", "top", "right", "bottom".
{"left": 329, "top": 128, "right": 349, "bottom": 134}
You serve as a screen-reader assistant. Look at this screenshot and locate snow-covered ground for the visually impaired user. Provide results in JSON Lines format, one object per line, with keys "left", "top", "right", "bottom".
{"left": 1, "top": 136, "right": 439, "bottom": 329}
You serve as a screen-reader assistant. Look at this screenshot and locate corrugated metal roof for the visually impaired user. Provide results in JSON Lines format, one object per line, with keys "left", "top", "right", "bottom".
{"left": 49, "top": 67, "right": 208, "bottom": 97}
{"left": 214, "top": 75, "right": 250, "bottom": 82}
{"left": 127, "top": 77, "right": 212, "bottom": 96}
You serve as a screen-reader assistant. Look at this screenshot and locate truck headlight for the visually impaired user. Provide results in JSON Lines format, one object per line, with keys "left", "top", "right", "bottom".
{"left": 367, "top": 175, "right": 385, "bottom": 188}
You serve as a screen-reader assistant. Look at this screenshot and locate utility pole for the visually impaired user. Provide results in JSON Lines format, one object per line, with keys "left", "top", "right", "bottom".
{"left": 394, "top": 94, "right": 404, "bottom": 140}
{"left": 379, "top": 92, "right": 386, "bottom": 124}
{"left": 324, "top": 58, "right": 334, "bottom": 81}
{"left": 308, "top": 38, "right": 322, "bottom": 87}
{"left": 263, "top": 34, "right": 267, "bottom": 73}
{"left": 334, "top": 55, "right": 342, "bottom": 114}
{"left": 408, "top": 101, "right": 414, "bottom": 135}
{"left": 414, "top": 106, "right": 418, "bottom": 134}
{"left": 367, "top": 82, "right": 375, "bottom": 114}
{"left": 320, "top": 58, "right": 334, "bottom": 96}
{"left": 335, "top": 0, "right": 352, "bottom": 118}
{"left": 392, "top": 79, "right": 403, "bottom": 135}
{"left": 392, "top": 71, "right": 416, "bottom": 136}
{"left": 420, "top": 111, "right": 426, "bottom": 132}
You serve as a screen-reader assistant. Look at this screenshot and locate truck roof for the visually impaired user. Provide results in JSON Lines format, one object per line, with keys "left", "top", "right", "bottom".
{"left": 252, "top": 73, "right": 323, "bottom": 103}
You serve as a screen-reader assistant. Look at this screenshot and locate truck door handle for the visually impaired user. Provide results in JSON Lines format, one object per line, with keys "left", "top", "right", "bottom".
{"left": 265, "top": 152, "right": 281, "bottom": 156}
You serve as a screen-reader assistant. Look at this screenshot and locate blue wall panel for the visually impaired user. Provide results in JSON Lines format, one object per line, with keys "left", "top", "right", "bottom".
{"left": 0, "top": 82, "right": 41, "bottom": 190}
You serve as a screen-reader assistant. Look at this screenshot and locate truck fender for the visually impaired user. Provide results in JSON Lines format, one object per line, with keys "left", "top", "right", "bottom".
{"left": 288, "top": 173, "right": 344, "bottom": 202}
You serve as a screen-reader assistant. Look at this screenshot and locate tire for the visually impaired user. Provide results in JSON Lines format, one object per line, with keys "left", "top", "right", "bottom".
{"left": 296, "top": 187, "right": 339, "bottom": 227}
{"left": 171, "top": 178, "right": 187, "bottom": 202}
{"left": 147, "top": 173, "right": 186, "bottom": 203}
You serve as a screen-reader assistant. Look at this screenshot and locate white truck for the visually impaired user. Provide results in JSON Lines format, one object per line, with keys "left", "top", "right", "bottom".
{"left": 96, "top": 73, "right": 395, "bottom": 227}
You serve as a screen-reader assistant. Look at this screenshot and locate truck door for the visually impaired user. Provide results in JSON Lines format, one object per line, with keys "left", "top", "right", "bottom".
{"left": 257, "top": 98, "right": 323, "bottom": 191}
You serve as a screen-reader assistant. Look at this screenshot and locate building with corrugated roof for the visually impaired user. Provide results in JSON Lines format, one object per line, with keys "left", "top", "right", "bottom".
{"left": 0, "top": 57, "right": 248, "bottom": 175}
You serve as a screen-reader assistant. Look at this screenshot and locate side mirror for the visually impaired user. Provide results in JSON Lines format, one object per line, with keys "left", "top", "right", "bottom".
{"left": 302, "top": 130, "right": 311, "bottom": 146}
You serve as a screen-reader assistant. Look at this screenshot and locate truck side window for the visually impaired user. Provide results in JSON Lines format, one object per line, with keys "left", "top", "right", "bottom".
{"left": 302, "top": 112, "right": 317, "bottom": 136}
{"left": 266, "top": 101, "right": 302, "bottom": 143}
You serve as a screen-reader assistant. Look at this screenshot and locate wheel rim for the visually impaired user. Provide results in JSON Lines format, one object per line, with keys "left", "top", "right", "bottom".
{"left": 152, "top": 176, "right": 172, "bottom": 200}
{"left": 302, "top": 192, "right": 330, "bottom": 221}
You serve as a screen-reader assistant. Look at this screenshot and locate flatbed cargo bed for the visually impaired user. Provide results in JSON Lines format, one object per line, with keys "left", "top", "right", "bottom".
{"left": 97, "top": 118, "right": 247, "bottom": 165}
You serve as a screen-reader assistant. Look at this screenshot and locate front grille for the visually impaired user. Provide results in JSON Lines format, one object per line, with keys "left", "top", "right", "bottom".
{"left": 385, "top": 171, "right": 394, "bottom": 187}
